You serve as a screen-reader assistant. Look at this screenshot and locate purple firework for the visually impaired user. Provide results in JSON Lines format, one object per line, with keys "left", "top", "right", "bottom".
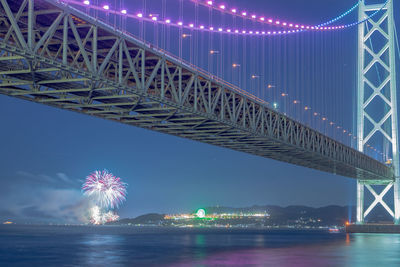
{"left": 82, "top": 170, "right": 127, "bottom": 209}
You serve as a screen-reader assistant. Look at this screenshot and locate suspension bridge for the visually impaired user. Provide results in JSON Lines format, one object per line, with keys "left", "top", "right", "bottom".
{"left": 0, "top": 0, "right": 398, "bottom": 225}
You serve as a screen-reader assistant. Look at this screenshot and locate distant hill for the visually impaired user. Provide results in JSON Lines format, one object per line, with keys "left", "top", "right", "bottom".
{"left": 204, "top": 205, "right": 353, "bottom": 226}
{"left": 109, "top": 205, "right": 392, "bottom": 226}
{"left": 107, "top": 213, "right": 164, "bottom": 225}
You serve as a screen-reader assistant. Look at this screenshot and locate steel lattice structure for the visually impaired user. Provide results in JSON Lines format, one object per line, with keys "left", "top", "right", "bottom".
{"left": 0, "top": 0, "right": 394, "bottom": 182}
{"left": 357, "top": 0, "right": 399, "bottom": 224}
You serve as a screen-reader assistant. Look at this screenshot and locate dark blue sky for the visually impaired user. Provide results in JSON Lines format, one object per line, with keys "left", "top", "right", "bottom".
{"left": 0, "top": 0, "right": 399, "bottom": 223}
{"left": 0, "top": 95, "right": 356, "bottom": 220}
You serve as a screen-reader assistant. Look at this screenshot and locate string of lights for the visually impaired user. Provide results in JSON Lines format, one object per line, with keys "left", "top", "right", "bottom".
{"left": 192, "top": 0, "right": 361, "bottom": 30}
{"left": 68, "top": 0, "right": 305, "bottom": 36}
{"left": 68, "top": 0, "right": 388, "bottom": 37}
{"left": 71, "top": 0, "right": 388, "bottom": 36}
{"left": 342, "top": 0, "right": 389, "bottom": 28}
{"left": 63, "top": 0, "right": 352, "bottom": 37}
{"left": 317, "top": 1, "right": 361, "bottom": 27}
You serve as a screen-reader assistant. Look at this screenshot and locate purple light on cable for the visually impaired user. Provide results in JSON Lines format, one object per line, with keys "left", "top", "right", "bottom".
{"left": 192, "top": 0, "right": 350, "bottom": 32}
{"left": 76, "top": 1, "right": 350, "bottom": 37}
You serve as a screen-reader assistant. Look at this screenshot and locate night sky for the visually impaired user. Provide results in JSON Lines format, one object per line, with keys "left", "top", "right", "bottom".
{"left": 0, "top": 0, "right": 399, "bottom": 223}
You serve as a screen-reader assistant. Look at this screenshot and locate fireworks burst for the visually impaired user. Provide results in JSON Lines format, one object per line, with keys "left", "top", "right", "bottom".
{"left": 82, "top": 170, "right": 127, "bottom": 209}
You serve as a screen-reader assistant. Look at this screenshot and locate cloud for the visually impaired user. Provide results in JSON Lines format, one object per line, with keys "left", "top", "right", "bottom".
{"left": 56, "top": 172, "right": 80, "bottom": 187}
{"left": 15, "top": 171, "right": 55, "bottom": 184}
{"left": 21, "top": 206, "right": 57, "bottom": 219}
{"left": 0, "top": 171, "right": 89, "bottom": 224}
{"left": 15, "top": 171, "right": 81, "bottom": 189}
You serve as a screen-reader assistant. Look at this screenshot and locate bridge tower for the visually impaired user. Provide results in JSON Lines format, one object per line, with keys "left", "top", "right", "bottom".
{"left": 357, "top": 0, "right": 399, "bottom": 224}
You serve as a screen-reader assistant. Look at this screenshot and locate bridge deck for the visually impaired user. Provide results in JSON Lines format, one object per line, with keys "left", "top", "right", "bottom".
{"left": 0, "top": 0, "right": 394, "bottom": 181}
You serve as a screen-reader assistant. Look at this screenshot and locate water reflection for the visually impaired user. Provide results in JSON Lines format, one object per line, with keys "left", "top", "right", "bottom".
{"left": 2, "top": 226, "right": 400, "bottom": 266}
{"left": 195, "top": 234, "right": 205, "bottom": 246}
{"left": 81, "top": 234, "right": 125, "bottom": 266}
{"left": 173, "top": 233, "right": 400, "bottom": 266}
{"left": 344, "top": 233, "right": 400, "bottom": 266}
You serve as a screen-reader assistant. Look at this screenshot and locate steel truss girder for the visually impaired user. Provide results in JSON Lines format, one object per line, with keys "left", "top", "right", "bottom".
{"left": 357, "top": 0, "right": 399, "bottom": 224}
{"left": 0, "top": 0, "right": 394, "bottom": 182}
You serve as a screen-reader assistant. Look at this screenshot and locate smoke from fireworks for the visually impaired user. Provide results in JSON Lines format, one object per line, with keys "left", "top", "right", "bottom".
{"left": 82, "top": 170, "right": 127, "bottom": 224}
{"left": 90, "top": 205, "right": 120, "bottom": 225}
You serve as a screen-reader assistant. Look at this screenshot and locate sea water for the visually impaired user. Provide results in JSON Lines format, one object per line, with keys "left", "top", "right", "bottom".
{"left": 1, "top": 225, "right": 399, "bottom": 266}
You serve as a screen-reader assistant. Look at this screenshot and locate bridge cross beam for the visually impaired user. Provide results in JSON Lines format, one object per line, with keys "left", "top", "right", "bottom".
{"left": 357, "top": 0, "right": 399, "bottom": 224}
{"left": 364, "top": 183, "right": 394, "bottom": 218}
